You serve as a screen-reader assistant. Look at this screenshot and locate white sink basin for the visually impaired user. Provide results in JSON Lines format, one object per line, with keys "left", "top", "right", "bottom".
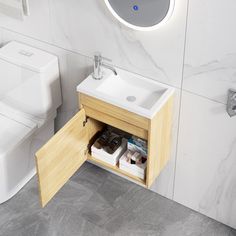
{"left": 77, "top": 68, "right": 175, "bottom": 119}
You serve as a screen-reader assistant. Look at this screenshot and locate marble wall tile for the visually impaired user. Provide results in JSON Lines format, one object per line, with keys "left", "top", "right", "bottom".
{"left": 0, "top": 0, "right": 187, "bottom": 87}
{"left": 0, "top": 0, "right": 188, "bottom": 88}
{"left": 174, "top": 91, "right": 236, "bottom": 229}
{"left": 48, "top": 0, "right": 188, "bottom": 88}
{"left": 0, "top": 0, "right": 52, "bottom": 43}
{"left": 0, "top": 29, "right": 2, "bottom": 46}
{"left": 183, "top": 0, "right": 236, "bottom": 104}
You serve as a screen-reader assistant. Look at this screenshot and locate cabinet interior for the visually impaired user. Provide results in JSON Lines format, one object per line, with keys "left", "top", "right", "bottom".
{"left": 86, "top": 116, "right": 147, "bottom": 186}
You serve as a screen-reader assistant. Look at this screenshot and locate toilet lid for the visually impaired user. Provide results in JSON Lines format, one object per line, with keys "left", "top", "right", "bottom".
{"left": 0, "top": 113, "right": 37, "bottom": 157}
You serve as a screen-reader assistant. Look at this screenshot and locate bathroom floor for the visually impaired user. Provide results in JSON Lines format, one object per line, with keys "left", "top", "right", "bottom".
{"left": 0, "top": 163, "right": 235, "bottom": 236}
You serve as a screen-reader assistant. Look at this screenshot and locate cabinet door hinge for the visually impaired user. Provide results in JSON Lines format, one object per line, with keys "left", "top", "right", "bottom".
{"left": 83, "top": 117, "right": 88, "bottom": 127}
{"left": 84, "top": 149, "right": 88, "bottom": 156}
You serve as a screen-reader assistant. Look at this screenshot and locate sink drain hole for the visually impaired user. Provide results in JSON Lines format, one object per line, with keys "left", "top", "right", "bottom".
{"left": 126, "top": 96, "right": 136, "bottom": 102}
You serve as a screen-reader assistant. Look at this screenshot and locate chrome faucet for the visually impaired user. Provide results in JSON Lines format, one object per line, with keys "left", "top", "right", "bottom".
{"left": 92, "top": 52, "right": 117, "bottom": 80}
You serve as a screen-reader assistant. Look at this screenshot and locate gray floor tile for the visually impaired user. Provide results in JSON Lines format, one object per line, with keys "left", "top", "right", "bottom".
{"left": 0, "top": 162, "right": 235, "bottom": 236}
{"left": 71, "top": 163, "right": 109, "bottom": 193}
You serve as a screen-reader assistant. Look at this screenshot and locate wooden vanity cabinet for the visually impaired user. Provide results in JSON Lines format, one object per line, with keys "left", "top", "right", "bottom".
{"left": 36, "top": 93, "right": 173, "bottom": 207}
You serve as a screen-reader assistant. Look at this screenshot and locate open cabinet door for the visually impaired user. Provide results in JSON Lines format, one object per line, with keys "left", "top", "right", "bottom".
{"left": 36, "top": 109, "right": 100, "bottom": 207}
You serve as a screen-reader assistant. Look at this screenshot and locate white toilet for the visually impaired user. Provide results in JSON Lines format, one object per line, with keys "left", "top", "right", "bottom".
{"left": 0, "top": 41, "right": 62, "bottom": 204}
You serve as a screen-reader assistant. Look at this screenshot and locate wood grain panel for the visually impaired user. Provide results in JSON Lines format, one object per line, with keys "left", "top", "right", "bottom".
{"left": 83, "top": 105, "right": 148, "bottom": 140}
{"left": 36, "top": 109, "right": 89, "bottom": 207}
{"left": 79, "top": 93, "right": 149, "bottom": 130}
{"left": 146, "top": 95, "right": 173, "bottom": 188}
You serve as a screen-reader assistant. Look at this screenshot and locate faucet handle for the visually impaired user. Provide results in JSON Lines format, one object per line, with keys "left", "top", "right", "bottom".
{"left": 94, "top": 52, "right": 112, "bottom": 63}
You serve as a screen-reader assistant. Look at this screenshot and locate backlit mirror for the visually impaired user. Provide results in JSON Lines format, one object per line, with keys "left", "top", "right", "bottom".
{"left": 104, "top": 0, "right": 175, "bottom": 31}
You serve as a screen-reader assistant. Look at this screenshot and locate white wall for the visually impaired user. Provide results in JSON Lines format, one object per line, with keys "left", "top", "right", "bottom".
{"left": 174, "top": 0, "right": 236, "bottom": 228}
{"left": 0, "top": 0, "right": 235, "bottom": 229}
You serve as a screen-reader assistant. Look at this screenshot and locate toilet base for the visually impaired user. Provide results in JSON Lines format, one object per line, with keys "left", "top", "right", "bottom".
{"left": 0, "top": 168, "right": 36, "bottom": 204}
{"left": 0, "top": 119, "right": 54, "bottom": 204}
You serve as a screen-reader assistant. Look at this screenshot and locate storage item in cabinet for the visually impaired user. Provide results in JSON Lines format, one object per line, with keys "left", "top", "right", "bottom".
{"left": 127, "top": 136, "right": 147, "bottom": 157}
{"left": 91, "top": 138, "right": 127, "bottom": 166}
{"left": 119, "top": 150, "right": 147, "bottom": 180}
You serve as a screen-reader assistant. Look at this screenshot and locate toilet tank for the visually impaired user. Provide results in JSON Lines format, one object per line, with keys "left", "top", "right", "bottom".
{"left": 0, "top": 41, "right": 62, "bottom": 121}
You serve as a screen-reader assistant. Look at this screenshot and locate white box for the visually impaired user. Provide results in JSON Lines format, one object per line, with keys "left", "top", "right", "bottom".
{"left": 91, "top": 138, "right": 127, "bottom": 166}
{"left": 119, "top": 151, "right": 147, "bottom": 180}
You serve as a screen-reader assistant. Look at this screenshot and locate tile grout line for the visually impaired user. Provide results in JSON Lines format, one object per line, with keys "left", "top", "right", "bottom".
{"left": 182, "top": 88, "right": 227, "bottom": 105}
{"left": 171, "top": 0, "right": 190, "bottom": 200}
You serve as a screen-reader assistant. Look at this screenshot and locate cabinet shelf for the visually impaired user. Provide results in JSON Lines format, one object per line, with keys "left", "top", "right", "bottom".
{"left": 87, "top": 154, "right": 146, "bottom": 186}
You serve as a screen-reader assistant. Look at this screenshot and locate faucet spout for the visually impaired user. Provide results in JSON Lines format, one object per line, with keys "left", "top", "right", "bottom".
{"left": 102, "top": 63, "right": 118, "bottom": 76}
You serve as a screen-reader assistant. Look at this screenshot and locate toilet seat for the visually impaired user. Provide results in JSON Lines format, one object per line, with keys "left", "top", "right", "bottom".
{"left": 0, "top": 101, "right": 38, "bottom": 129}
{"left": 0, "top": 113, "right": 37, "bottom": 158}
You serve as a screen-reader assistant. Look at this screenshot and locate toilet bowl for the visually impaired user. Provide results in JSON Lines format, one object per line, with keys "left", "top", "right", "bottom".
{"left": 0, "top": 41, "right": 62, "bottom": 204}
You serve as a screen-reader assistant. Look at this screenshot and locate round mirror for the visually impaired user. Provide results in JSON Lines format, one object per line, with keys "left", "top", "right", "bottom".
{"left": 104, "top": 0, "right": 175, "bottom": 31}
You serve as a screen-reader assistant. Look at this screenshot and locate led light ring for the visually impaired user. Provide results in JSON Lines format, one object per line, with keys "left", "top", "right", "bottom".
{"left": 104, "top": 0, "right": 175, "bottom": 31}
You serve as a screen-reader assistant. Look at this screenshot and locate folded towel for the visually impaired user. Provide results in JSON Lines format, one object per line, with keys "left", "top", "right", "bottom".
{"left": 0, "top": 0, "right": 29, "bottom": 20}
